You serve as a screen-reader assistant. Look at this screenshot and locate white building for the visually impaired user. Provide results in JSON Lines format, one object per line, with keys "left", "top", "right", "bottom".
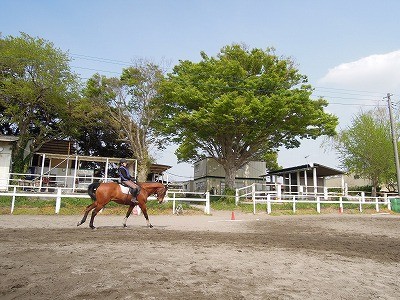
{"left": 0, "top": 135, "right": 19, "bottom": 191}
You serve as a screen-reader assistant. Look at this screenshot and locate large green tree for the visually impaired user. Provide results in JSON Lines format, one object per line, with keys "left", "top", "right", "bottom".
{"left": 84, "top": 59, "right": 164, "bottom": 181}
{"left": 156, "top": 44, "right": 338, "bottom": 190}
{"left": 0, "top": 32, "right": 80, "bottom": 172}
{"left": 332, "top": 107, "right": 399, "bottom": 195}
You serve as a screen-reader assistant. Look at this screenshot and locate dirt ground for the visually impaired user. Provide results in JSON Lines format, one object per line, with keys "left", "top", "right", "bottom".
{"left": 0, "top": 211, "right": 399, "bottom": 300}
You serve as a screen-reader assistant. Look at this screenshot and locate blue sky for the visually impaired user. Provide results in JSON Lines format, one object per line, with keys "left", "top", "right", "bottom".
{"left": 2, "top": 0, "right": 400, "bottom": 180}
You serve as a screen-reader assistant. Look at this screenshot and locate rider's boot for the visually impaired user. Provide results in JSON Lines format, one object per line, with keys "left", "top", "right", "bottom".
{"left": 130, "top": 189, "right": 139, "bottom": 205}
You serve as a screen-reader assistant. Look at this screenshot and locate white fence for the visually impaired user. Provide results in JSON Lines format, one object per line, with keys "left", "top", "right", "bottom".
{"left": 236, "top": 183, "right": 395, "bottom": 214}
{"left": 168, "top": 191, "right": 211, "bottom": 214}
{"left": 0, "top": 187, "right": 211, "bottom": 215}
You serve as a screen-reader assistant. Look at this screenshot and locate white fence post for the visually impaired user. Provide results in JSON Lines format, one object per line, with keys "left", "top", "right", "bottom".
{"left": 324, "top": 187, "right": 328, "bottom": 200}
{"left": 253, "top": 194, "right": 256, "bottom": 214}
{"left": 11, "top": 186, "right": 16, "bottom": 214}
{"left": 375, "top": 197, "right": 379, "bottom": 212}
{"left": 316, "top": 196, "right": 321, "bottom": 213}
{"left": 252, "top": 183, "right": 256, "bottom": 204}
{"left": 277, "top": 184, "right": 281, "bottom": 201}
{"left": 205, "top": 192, "right": 210, "bottom": 214}
{"left": 172, "top": 192, "right": 176, "bottom": 214}
{"left": 266, "top": 194, "right": 271, "bottom": 214}
{"left": 292, "top": 195, "right": 296, "bottom": 213}
{"left": 361, "top": 192, "right": 365, "bottom": 203}
{"left": 339, "top": 196, "right": 343, "bottom": 212}
{"left": 386, "top": 194, "right": 391, "bottom": 210}
{"left": 55, "top": 187, "right": 62, "bottom": 214}
{"left": 359, "top": 197, "right": 363, "bottom": 212}
{"left": 235, "top": 189, "right": 239, "bottom": 205}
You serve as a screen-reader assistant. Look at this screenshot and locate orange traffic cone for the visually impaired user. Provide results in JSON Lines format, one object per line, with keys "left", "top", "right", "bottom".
{"left": 231, "top": 211, "right": 236, "bottom": 220}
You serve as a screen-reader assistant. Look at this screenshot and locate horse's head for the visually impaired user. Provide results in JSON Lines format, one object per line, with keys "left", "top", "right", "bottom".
{"left": 155, "top": 184, "right": 168, "bottom": 203}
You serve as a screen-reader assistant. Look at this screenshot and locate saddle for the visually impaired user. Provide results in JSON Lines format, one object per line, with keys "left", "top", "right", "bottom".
{"left": 119, "top": 184, "right": 130, "bottom": 195}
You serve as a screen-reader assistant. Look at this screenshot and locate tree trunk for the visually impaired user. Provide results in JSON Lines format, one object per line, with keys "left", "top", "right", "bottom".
{"left": 136, "top": 156, "right": 151, "bottom": 182}
{"left": 372, "top": 179, "right": 379, "bottom": 197}
{"left": 223, "top": 163, "right": 237, "bottom": 192}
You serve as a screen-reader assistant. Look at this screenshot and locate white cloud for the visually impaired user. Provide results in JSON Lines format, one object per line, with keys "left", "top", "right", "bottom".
{"left": 318, "top": 50, "right": 400, "bottom": 93}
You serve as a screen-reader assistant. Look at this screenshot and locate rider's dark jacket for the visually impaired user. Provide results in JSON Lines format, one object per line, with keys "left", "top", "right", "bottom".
{"left": 118, "top": 165, "right": 133, "bottom": 182}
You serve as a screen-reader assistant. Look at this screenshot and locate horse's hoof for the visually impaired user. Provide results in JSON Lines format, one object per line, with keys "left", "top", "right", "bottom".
{"left": 77, "top": 222, "right": 82, "bottom": 226}
{"left": 149, "top": 224, "right": 153, "bottom": 228}
{"left": 90, "top": 226, "right": 96, "bottom": 230}
{"left": 123, "top": 224, "right": 127, "bottom": 228}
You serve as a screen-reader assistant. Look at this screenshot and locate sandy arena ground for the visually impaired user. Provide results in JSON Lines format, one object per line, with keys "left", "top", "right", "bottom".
{"left": 0, "top": 210, "right": 399, "bottom": 299}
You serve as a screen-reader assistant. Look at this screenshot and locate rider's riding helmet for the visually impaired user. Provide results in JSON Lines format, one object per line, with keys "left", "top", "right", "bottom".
{"left": 119, "top": 158, "right": 127, "bottom": 164}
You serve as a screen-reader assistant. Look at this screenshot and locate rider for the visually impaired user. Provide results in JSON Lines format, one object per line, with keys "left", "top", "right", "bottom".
{"left": 118, "top": 158, "right": 140, "bottom": 205}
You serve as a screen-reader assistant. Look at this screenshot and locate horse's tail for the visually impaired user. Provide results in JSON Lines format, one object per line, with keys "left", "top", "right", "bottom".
{"left": 88, "top": 182, "right": 101, "bottom": 201}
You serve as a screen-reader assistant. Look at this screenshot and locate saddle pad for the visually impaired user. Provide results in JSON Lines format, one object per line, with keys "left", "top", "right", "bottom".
{"left": 119, "top": 184, "right": 130, "bottom": 194}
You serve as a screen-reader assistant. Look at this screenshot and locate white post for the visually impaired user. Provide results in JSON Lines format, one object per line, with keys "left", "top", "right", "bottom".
{"left": 385, "top": 193, "right": 391, "bottom": 210}
{"left": 253, "top": 192, "right": 256, "bottom": 215}
{"left": 64, "top": 157, "right": 69, "bottom": 188}
{"left": 324, "top": 187, "right": 328, "bottom": 200}
{"left": 361, "top": 191, "right": 365, "bottom": 203}
{"left": 292, "top": 195, "right": 296, "bottom": 213}
{"left": 40, "top": 153, "right": 45, "bottom": 190}
{"left": 375, "top": 197, "right": 379, "bottom": 212}
{"left": 297, "top": 171, "right": 301, "bottom": 194}
{"left": 313, "top": 167, "right": 317, "bottom": 196}
{"left": 266, "top": 194, "right": 271, "bottom": 214}
{"left": 235, "top": 188, "right": 239, "bottom": 205}
{"left": 277, "top": 184, "right": 281, "bottom": 201}
{"left": 205, "top": 192, "right": 210, "bottom": 214}
{"left": 73, "top": 156, "right": 78, "bottom": 192}
{"left": 304, "top": 170, "right": 308, "bottom": 195}
{"left": 134, "top": 160, "right": 138, "bottom": 180}
{"left": 341, "top": 175, "right": 345, "bottom": 195}
{"left": 359, "top": 197, "right": 363, "bottom": 212}
{"left": 172, "top": 192, "right": 176, "bottom": 214}
{"left": 11, "top": 186, "right": 16, "bottom": 214}
{"left": 55, "top": 187, "right": 62, "bottom": 214}
{"left": 339, "top": 196, "right": 343, "bottom": 212}
{"left": 316, "top": 196, "right": 321, "bottom": 213}
{"left": 104, "top": 158, "right": 109, "bottom": 182}
{"left": 252, "top": 183, "right": 256, "bottom": 204}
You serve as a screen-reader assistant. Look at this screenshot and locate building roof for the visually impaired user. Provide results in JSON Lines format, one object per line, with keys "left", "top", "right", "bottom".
{"left": 35, "top": 141, "right": 171, "bottom": 174}
{"left": 37, "top": 140, "right": 74, "bottom": 155}
{"left": 35, "top": 153, "right": 171, "bottom": 174}
{"left": 267, "top": 163, "right": 344, "bottom": 177}
{"left": 0, "top": 135, "right": 19, "bottom": 142}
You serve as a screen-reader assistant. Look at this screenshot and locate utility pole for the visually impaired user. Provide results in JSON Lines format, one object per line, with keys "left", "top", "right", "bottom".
{"left": 385, "top": 93, "right": 400, "bottom": 195}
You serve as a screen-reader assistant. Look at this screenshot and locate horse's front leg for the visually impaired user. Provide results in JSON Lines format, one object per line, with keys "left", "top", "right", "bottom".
{"left": 139, "top": 202, "right": 153, "bottom": 228}
{"left": 122, "top": 204, "right": 135, "bottom": 228}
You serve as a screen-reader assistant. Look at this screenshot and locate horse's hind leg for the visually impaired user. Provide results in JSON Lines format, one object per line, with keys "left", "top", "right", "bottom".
{"left": 77, "top": 202, "right": 96, "bottom": 226}
{"left": 122, "top": 205, "right": 135, "bottom": 228}
{"left": 89, "top": 205, "right": 103, "bottom": 229}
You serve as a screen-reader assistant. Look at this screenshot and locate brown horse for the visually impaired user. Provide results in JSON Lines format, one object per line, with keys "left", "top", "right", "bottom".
{"left": 77, "top": 181, "right": 168, "bottom": 229}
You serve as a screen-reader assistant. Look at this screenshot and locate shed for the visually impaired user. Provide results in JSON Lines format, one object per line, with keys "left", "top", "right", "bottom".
{"left": 266, "top": 163, "right": 344, "bottom": 194}
{"left": 0, "top": 135, "right": 19, "bottom": 190}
